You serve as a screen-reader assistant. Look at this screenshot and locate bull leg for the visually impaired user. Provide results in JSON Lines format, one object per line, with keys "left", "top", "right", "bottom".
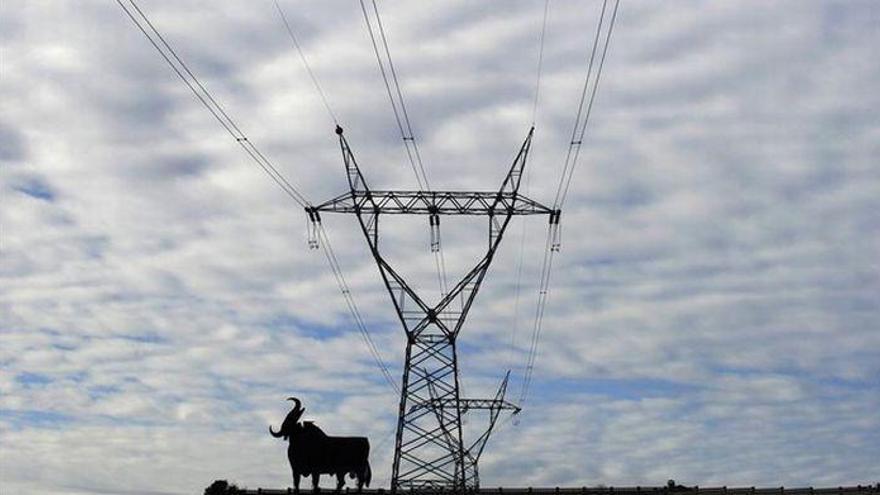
{"left": 359, "top": 462, "right": 370, "bottom": 492}
{"left": 355, "top": 466, "right": 363, "bottom": 492}
{"left": 292, "top": 469, "right": 300, "bottom": 493}
{"left": 312, "top": 472, "right": 320, "bottom": 493}
{"left": 335, "top": 472, "right": 345, "bottom": 492}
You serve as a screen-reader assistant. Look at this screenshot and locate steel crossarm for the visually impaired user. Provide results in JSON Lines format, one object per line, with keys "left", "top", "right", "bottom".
{"left": 312, "top": 190, "right": 554, "bottom": 216}
{"left": 415, "top": 397, "right": 521, "bottom": 414}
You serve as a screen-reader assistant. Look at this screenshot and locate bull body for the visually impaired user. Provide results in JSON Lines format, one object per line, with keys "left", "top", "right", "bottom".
{"left": 271, "top": 398, "right": 371, "bottom": 492}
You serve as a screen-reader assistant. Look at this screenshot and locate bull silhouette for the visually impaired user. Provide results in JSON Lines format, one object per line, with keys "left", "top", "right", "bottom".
{"left": 270, "top": 397, "right": 371, "bottom": 492}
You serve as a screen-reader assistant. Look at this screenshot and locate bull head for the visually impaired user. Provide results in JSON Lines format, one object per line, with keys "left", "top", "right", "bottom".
{"left": 269, "top": 397, "right": 305, "bottom": 441}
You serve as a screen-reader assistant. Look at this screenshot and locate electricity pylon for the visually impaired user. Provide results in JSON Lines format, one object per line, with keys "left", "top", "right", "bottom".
{"left": 311, "top": 126, "right": 556, "bottom": 491}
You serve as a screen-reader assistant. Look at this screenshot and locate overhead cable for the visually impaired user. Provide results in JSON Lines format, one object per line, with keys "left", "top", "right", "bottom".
{"left": 317, "top": 224, "right": 400, "bottom": 394}
{"left": 553, "top": 0, "right": 620, "bottom": 209}
{"left": 508, "top": 184, "right": 531, "bottom": 374}
{"left": 273, "top": 0, "right": 339, "bottom": 126}
{"left": 358, "top": 0, "right": 429, "bottom": 190}
{"left": 518, "top": 223, "right": 557, "bottom": 404}
{"left": 115, "top": 0, "right": 311, "bottom": 208}
{"left": 511, "top": 0, "right": 551, "bottom": 373}
{"left": 531, "top": 0, "right": 552, "bottom": 125}
{"left": 271, "top": 1, "right": 400, "bottom": 394}
{"left": 272, "top": 1, "right": 399, "bottom": 395}
{"left": 371, "top": 0, "right": 430, "bottom": 189}
{"left": 359, "top": 0, "right": 450, "bottom": 300}
{"left": 520, "top": 0, "right": 620, "bottom": 406}
{"left": 117, "top": 0, "right": 398, "bottom": 394}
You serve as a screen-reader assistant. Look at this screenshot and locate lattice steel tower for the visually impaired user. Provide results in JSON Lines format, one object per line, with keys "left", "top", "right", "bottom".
{"left": 311, "top": 126, "right": 557, "bottom": 491}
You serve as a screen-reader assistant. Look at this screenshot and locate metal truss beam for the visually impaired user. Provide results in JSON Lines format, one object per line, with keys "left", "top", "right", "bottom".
{"left": 416, "top": 398, "right": 520, "bottom": 414}
{"left": 313, "top": 190, "right": 554, "bottom": 216}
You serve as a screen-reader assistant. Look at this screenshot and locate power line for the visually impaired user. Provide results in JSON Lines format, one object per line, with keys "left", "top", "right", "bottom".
{"left": 553, "top": 0, "right": 620, "bottom": 210}
{"left": 270, "top": 1, "right": 399, "bottom": 395}
{"left": 520, "top": 0, "right": 620, "bottom": 406}
{"left": 115, "top": 0, "right": 311, "bottom": 208}
{"left": 358, "top": 0, "right": 429, "bottom": 191}
{"left": 508, "top": 190, "right": 530, "bottom": 374}
{"left": 117, "top": 0, "right": 399, "bottom": 394}
{"left": 511, "top": 0, "right": 551, "bottom": 373}
{"left": 558, "top": 0, "right": 620, "bottom": 207}
{"left": 518, "top": 223, "right": 557, "bottom": 404}
{"left": 358, "top": 0, "right": 450, "bottom": 301}
{"left": 370, "top": 0, "right": 430, "bottom": 190}
{"left": 531, "top": 0, "right": 552, "bottom": 125}
{"left": 317, "top": 224, "right": 400, "bottom": 394}
{"left": 273, "top": 0, "right": 339, "bottom": 126}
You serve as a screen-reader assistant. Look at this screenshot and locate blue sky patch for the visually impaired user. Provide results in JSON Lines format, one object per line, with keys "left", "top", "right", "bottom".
{"left": 0, "top": 409, "right": 72, "bottom": 429}
{"left": 526, "top": 376, "right": 698, "bottom": 401}
{"left": 16, "top": 372, "right": 52, "bottom": 386}
{"left": 14, "top": 178, "right": 55, "bottom": 201}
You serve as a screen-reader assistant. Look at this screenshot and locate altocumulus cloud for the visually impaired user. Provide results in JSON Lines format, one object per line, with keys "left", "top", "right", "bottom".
{"left": 1, "top": 1, "right": 879, "bottom": 494}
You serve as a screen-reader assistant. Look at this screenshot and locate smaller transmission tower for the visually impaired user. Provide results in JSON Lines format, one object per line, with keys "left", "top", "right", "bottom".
{"left": 311, "top": 126, "right": 556, "bottom": 491}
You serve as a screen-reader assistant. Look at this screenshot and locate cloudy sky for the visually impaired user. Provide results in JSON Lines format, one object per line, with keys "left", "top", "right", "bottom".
{"left": 2, "top": 1, "right": 879, "bottom": 493}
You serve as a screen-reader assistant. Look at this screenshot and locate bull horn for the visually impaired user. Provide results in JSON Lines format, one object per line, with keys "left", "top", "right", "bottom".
{"left": 287, "top": 397, "right": 305, "bottom": 423}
